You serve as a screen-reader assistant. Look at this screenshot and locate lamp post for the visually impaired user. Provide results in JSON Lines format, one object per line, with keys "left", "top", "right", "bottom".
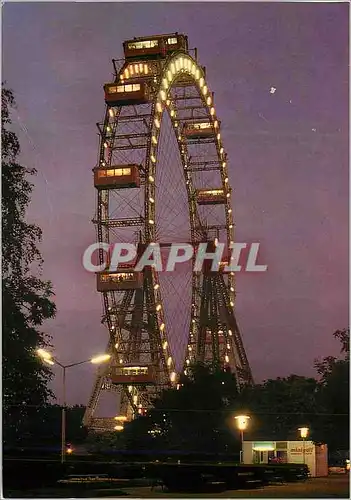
{"left": 298, "top": 427, "right": 309, "bottom": 464}
{"left": 235, "top": 415, "right": 250, "bottom": 463}
{"left": 37, "top": 349, "right": 111, "bottom": 463}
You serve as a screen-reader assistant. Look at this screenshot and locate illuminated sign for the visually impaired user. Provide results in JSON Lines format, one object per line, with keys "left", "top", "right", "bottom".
{"left": 290, "top": 446, "right": 313, "bottom": 455}
{"left": 253, "top": 442, "right": 275, "bottom": 451}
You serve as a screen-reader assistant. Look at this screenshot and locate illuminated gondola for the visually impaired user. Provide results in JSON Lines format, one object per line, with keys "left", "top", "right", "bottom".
{"left": 183, "top": 122, "right": 216, "bottom": 139}
{"left": 94, "top": 165, "right": 140, "bottom": 189}
{"left": 110, "top": 365, "right": 157, "bottom": 385}
{"left": 196, "top": 188, "right": 227, "bottom": 205}
{"left": 97, "top": 270, "right": 143, "bottom": 291}
{"left": 123, "top": 33, "right": 188, "bottom": 60}
{"left": 104, "top": 82, "right": 150, "bottom": 106}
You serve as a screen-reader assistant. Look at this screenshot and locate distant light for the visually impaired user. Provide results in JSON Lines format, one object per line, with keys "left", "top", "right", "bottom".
{"left": 298, "top": 427, "right": 309, "bottom": 439}
{"left": 270, "top": 87, "right": 276, "bottom": 94}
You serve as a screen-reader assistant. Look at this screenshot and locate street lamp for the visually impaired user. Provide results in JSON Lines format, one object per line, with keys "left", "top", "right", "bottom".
{"left": 298, "top": 427, "right": 309, "bottom": 464}
{"left": 113, "top": 415, "right": 127, "bottom": 432}
{"left": 37, "top": 348, "right": 111, "bottom": 463}
{"left": 235, "top": 415, "right": 250, "bottom": 463}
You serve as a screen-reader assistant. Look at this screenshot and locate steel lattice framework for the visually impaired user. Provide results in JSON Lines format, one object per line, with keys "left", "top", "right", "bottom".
{"left": 83, "top": 34, "right": 253, "bottom": 432}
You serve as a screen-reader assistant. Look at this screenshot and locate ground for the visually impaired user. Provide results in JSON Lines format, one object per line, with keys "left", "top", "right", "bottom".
{"left": 124, "top": 476, "right": 349, "bottom": 498}
{"left": 4, "top": 475, "right": 349, "bottom": 498}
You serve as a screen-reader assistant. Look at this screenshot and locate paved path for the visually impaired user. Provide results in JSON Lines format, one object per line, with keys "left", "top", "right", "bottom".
{"left": 121, "top": 475, "right": 349, "bottom": 498}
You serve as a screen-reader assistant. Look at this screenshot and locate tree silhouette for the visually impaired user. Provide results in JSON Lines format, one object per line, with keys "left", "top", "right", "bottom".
{"left": 2, "top": 87, "right": 56, "bottom": 446}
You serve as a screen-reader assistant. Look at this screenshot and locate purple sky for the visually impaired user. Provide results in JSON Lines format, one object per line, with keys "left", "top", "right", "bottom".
{"left": 3, "top": 2, "right": 349, "bottom": 405}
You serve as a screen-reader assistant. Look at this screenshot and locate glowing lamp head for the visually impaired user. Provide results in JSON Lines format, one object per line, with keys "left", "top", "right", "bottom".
{"left": 37, "top": 348, "right": 53, "bottom": 361}
{"left": 44, "top": 358, "right": 55, "bottom": 366}
{"left": 91, "top": 354, "right": 111, "bottom": 364}
{"left": 114, "top": 415, "right": 128, "bottom": 422}
{"left": 235, "top": 415, "right": 250, "bottom": 431}
{"left": 298, "top": 427, "right": 309, "bottom": 439}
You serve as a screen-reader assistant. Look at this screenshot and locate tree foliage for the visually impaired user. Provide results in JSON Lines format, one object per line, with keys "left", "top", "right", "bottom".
{"left": 313, "top": 328, "right": 349, "bottom": 451}
{"left": 117, "top": 330, "right": 349, "bottom": 459}
{"left": 120, "top": 363, "right": 242, "bottom": 461}
{"left": 239, "top": 375, "right": 320, "bottom": 441}
{"left": 2, "top": 87, "right": 56, "bottom": 445}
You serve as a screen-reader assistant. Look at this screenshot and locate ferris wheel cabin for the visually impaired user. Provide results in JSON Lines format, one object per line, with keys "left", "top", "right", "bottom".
{"left": 183, "top": 122, "right": 217, "bottom": 140}
{"left": 94, "top": 165, "right": 141, "bottom": 189}
{"left": 104, "top": 82, "right": 150, "bottom": 106}
{"left": 196, "top": 188, "right": 227, "bottom": 205}
{"left": 123, "top": 33, "right": 188, "bottom": 60}
{"left": 110, "top": 365, "right": 157, "bottom": 385}
{"left": 97, "top": 270, "right": 143, "bottom": 291}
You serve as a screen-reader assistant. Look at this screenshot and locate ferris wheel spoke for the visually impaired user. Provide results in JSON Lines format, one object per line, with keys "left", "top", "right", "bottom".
{"left": 109, "top": 190, "right": 144, "bottom": 220}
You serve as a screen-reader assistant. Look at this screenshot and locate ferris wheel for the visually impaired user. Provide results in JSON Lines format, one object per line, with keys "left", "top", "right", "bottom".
{"left": 84, "top": 33, "right": 252, "bottom": 431}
